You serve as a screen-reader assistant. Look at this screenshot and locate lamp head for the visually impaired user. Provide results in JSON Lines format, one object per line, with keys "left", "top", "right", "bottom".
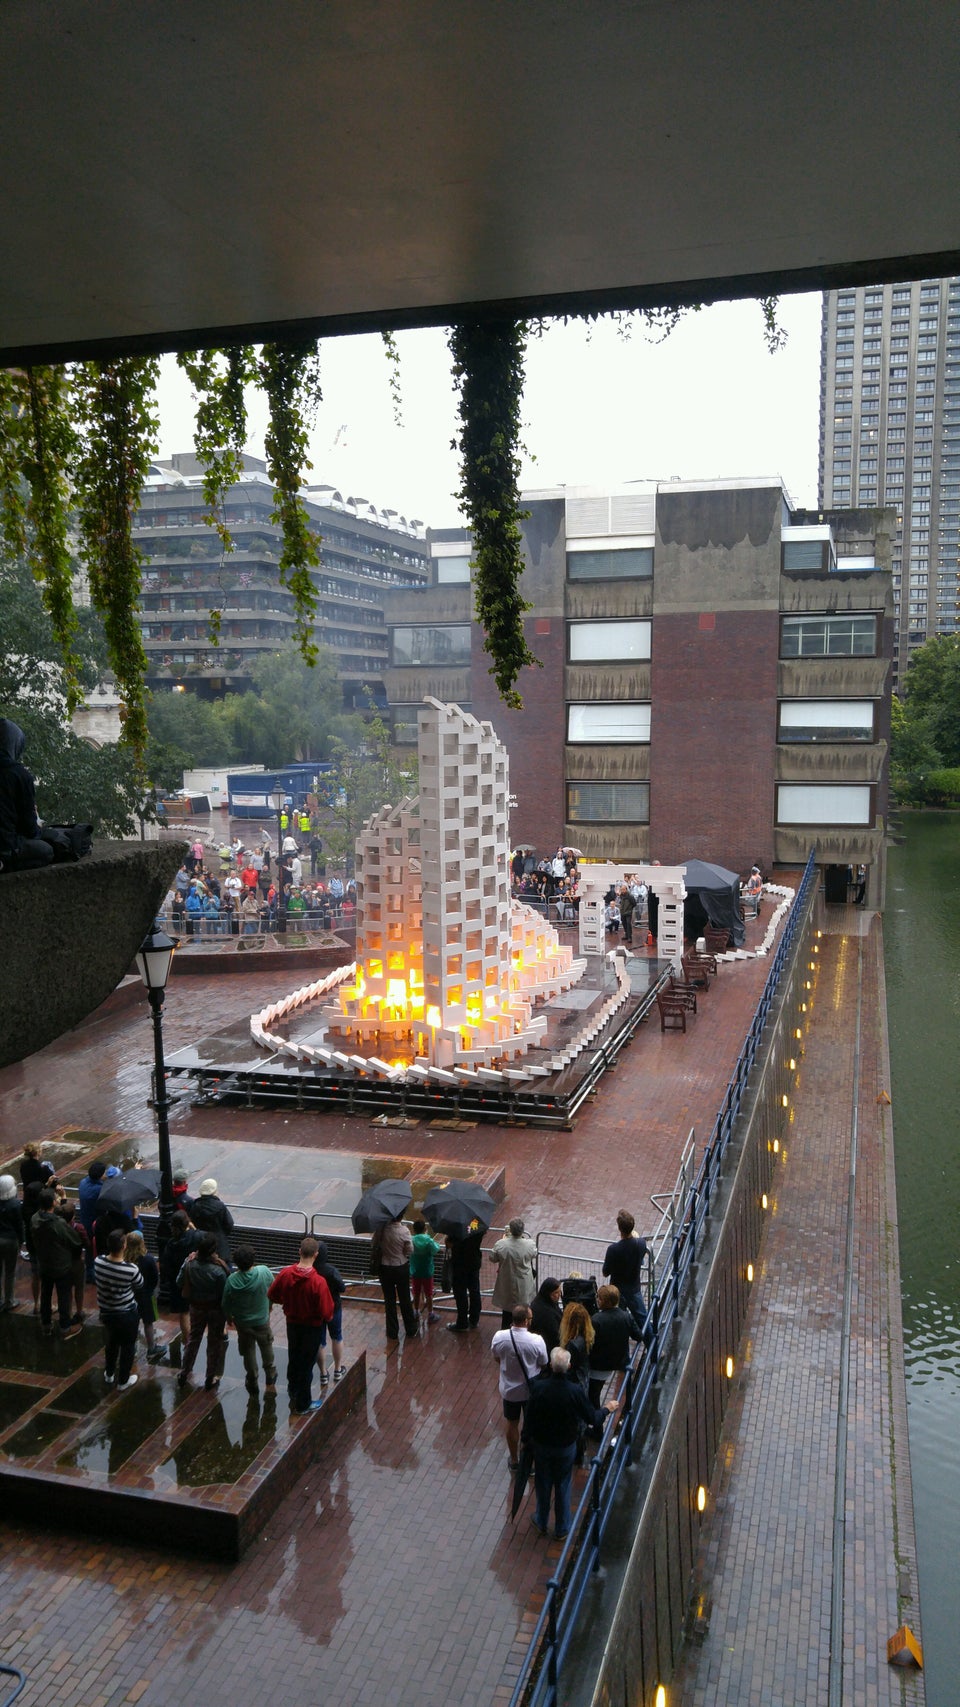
{"left": 136, "top": 925, "right": 179, "bottom": 993}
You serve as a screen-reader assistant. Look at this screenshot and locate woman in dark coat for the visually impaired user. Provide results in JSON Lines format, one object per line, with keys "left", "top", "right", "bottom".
{"left": 588, "top": 1283, "right": 640, "bottom": 1407}
{"left": 530, "top": 1277, "right": 563, "bottom": 1352}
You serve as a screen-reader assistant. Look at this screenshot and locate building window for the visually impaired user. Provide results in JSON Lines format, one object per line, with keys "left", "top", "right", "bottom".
{"left": 778, "top": 700, "right": 875, "bottom": 742}
{"left": 566, "top": 781, "right": 650, "bottom": 823}
{"left": 567, "top": 546, "right": 654, "bottom": 581}
{"left": 566, "top": 702, "right": 651, "bottom": 743}
{"left": 435, "top": 555, "right": 471, "bottom": 584}
{"left": 390, "top": 625, "right": 471, "bottom": 666}
{"left": 391, "top": 710, "right": 421, "bottom": 744}
{"left": 776, "top": 784, "right": 872, "bottom": 826}
{"left": 780, "top": 614, "right": 877, "bottom": 657}
{"left": 568, "top": 620, "right": 651, "bottom": 662}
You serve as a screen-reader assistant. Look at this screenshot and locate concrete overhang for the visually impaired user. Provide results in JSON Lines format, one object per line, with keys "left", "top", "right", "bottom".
{"left": 2, "top": 1, "right": 959, "bottom": 364}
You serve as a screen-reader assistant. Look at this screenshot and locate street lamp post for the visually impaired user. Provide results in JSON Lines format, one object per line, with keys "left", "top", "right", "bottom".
{"left": 135, "top": 927, "right": 178, "bottom": 1261}
{"left": 269, "top": 787, "right": 287, "bottom": 933}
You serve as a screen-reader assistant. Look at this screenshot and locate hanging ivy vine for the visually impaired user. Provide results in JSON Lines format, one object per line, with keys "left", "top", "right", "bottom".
{"left": 176, "top": 344, "right": 257, "bottom": 640}
{"left": 73, "top": 356, "right": 161, "bottom": 754}
{"left": 448, "top": 318, "right": 539, "bottom": 709}
{"left": 258, "top": 339, "right": 323, "bottom": 664}
{"left": 382, "top": 330, "right": 404, "bottom": 426}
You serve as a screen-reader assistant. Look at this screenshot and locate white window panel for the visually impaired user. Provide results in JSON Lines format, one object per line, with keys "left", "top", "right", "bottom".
{"left": 777, "top": 785, "right": 871, "bottom": 825}
{"left": 436, "top": 555, "right": 471, "bottom": 583}
{"left": 779, "top": 700, "right": 874, "bottom": 741}
{"left": 568, "top": 620, "right": 651, "bottom": 662}
{"left": 567, "top": 703, "right": 650, "bottom": 743}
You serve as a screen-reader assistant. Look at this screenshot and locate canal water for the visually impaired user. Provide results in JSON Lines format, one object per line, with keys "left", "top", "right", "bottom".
{"left": 884, "top": 811, "right": 960, "bottom": 1705}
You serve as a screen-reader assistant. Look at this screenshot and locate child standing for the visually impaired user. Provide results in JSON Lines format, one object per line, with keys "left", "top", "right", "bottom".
{"left": 410, "top": 1218, "right": 442, "bottom": 1324}
{"left": 124, "top": 1231, "right": 163, "bottom": 1362}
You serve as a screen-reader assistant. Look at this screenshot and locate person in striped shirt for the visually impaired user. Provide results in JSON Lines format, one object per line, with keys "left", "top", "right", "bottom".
{"left": 94, "top": 1229, "right": 143, "bottom": 1390}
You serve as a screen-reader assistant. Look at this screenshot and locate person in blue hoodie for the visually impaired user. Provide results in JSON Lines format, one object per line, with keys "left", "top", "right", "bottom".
{"left": 0, "top": 719, "right": 55, "bottom": 872}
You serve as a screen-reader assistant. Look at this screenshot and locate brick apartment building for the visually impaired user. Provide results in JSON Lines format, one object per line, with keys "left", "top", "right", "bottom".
{"left": 383, "top": 479, "right": 895, "bottom": 903}
{"left": 134, "top": 454, "right": 428, "bottom": 707}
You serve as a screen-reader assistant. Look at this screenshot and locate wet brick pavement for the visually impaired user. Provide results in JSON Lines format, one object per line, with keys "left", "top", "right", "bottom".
{"left": 673, "top": 910, "right": 923, "bottom": 1707}
{"left": 0, "top": 895, "right": 921, "bottom": 1707}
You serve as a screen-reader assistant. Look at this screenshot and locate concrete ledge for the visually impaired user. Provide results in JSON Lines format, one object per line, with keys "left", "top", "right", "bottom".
{"left": 0, "top": 840, "right": 186, "bottom": 1069}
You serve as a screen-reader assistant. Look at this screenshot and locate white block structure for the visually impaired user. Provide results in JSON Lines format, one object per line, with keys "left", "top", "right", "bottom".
{"left": 323, "top": 699, "right": 584, "bottom": 1068}
{"left": 576, "top": 863, "right": 687, "bottom": 974}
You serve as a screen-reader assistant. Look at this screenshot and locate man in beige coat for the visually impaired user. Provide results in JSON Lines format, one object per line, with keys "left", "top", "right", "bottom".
{"left": 491, "top": 1218, "right": 538, "bottom": 1329}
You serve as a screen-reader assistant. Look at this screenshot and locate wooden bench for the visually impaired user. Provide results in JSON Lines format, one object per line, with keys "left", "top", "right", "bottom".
{"left": 656, "top": 989, "right": 691, "bottom": 1031}
{"left": 703, "top": 925, "right": 731, "bottom": 953}
{"left": 682, "top": 952, "right": 717, "bottom": 988}
{"left": 667, "top": 975, "right": 699, "bottom": 1015}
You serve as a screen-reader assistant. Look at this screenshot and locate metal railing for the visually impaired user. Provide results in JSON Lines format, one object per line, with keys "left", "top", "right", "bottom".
{"left": 0, "top": 1667, "right": 24, "bottom": 1707}
{"left": 507, "top": 850, "right": 818, "bottom": 1707}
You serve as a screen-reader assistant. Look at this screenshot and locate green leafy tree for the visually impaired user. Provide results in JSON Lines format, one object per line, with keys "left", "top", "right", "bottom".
{"left": 0, "top": 552, "right": 142, "bottom": 834}
{"left": 321, "top": 707, "right": 418, "bottom": 871}
{"left": 900, "top": 635, "right": 960, "bottom": 766}
{"left": 145, "top": 689, "right": 235, "bottom": 778}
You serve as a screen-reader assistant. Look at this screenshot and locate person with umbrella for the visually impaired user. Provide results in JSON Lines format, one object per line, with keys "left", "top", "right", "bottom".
{"left": 522, "top": 1346, "right": 616, "bottom": 1540}
{"left": 372, "top": 1213, "right": 419, "bottom": 1342}
{"left": 352, "top": 1178, "right": 419, "bottom": 1343}
{"left": 421, "top": 1182, "right": 495, "bottom": 1334}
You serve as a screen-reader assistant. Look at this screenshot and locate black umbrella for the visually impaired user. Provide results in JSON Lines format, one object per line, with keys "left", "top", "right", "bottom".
{"left": 511, "top": 1439, "right": 535, "bottom": 1519}
{"left": 421, "top": 1181, "right": 496, "bottom": 1238}
{"left": 96, "top": 1167, "right": 163, "bottom": 1214}
{"left": 351, "top": 1178, "right": 412, "bottom": 1233}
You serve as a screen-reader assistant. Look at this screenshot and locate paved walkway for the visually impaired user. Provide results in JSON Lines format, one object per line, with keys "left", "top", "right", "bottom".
{"left": 0, "top": 923, "right": 774, "bottom": 1707}
{"left": 0, "top": 892, "right": 922, "bottom": 1707}
{"left": 674, "top": 908, "right": 924, "bottom": 1706}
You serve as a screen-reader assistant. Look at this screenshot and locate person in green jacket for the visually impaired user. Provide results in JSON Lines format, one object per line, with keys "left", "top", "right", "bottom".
{"left": 221, "top": 1244, "right": 278, "bottom": 1395}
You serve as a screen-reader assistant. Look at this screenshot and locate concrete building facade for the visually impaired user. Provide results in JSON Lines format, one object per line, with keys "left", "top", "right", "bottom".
{"left": 134, "top": 454, "right": 428, "bottom": 705}
{"left": 383, "top": 479, "right": 894, "bottom": 902}
{"left": 819, "top": 275, "right": 960, "bottom": 680}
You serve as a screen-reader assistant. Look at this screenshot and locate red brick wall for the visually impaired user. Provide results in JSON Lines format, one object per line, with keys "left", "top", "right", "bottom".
{"left": 470, "top": 614, "right": 567, "bottom": 856}
{"left": 649, "top": 610, "right": 779, "bottom": 873}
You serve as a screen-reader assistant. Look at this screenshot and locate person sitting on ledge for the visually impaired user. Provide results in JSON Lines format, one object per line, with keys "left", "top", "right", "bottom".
{"left": 0, "top": 719, "right": 58, "bottom": 872}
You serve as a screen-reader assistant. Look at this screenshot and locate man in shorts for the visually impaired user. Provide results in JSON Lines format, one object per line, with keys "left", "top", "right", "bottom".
{"left": 490, "top": 1303, "right": 548, "bottom": 1471}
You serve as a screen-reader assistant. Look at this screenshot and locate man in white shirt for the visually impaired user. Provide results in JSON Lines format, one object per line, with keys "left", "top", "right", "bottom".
{"left": 491, "top": 1303, "right": 548, "bottom": 1469}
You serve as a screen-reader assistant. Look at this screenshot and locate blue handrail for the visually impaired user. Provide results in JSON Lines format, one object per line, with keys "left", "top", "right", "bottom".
{"left": 508, "top": 852, "right": 818, "bottom": 1707}
{"left": 0, "top": 1667, "right": 25, "bottom": 1707}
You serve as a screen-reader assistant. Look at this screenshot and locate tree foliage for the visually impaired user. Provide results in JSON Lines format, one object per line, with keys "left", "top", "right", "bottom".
{"left": 0, "top": 551, "right": 143, "bottom": 835}
{"left": 891, "top": 635, "right": 960, "bottom": 803}
{"left": 320, "top": 706, "right": 418, "bottom": 870}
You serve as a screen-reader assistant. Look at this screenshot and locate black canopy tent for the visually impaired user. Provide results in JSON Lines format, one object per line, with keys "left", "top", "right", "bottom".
{"left": 681, "top": 859, "right": 746, "bottom": 948}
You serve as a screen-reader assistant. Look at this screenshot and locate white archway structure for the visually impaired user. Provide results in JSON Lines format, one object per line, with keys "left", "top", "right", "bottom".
{"left": 576, "top": 864, "right": 687, "bottom": 974}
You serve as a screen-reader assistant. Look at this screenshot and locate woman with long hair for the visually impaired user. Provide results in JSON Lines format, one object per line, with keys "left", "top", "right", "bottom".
{"left": 558, "top": 1300, "right": 594, "bottom": 1393}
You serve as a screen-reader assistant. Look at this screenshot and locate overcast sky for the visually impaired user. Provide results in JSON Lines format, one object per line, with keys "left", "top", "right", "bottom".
{"left": 154, "top": 291, "right": 824, "bottom": 530}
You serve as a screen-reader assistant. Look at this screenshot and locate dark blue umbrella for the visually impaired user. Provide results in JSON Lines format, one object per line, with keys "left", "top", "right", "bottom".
{"left": 422, "top": 1181, "right": 495, "bottom": 1238}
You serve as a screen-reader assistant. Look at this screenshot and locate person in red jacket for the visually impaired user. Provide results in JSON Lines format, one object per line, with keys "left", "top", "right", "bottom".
{"left": 268, "top": 1237, "right": 334, "bottom": 1414}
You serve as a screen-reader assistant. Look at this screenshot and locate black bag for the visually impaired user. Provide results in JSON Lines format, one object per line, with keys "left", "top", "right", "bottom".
{"left": 46, "top": 823, "right": 94, "bottom": 862}
{"left": 562, "top": 1274, "right": 599, "bottom": 1314}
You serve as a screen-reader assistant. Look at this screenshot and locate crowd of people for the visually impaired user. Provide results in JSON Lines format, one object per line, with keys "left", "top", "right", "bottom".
{"left": 2, "top": 1143, "right": 651, "bottom": 1535}
{"left": 164, "top": 826, "right": 357, "bottom": 937}
{"left": 0, "top": 1151, "right": 347, "bottom": 1414}
{"left": 511, "top": 847, "right": 659, "bottom": 945}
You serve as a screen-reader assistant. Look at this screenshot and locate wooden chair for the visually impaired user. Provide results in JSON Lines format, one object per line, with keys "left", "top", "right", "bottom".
{"left": 703, "top": 925, "right": 730, "bottom": 954}
{"left": 668, "top": 975, "right": 698, "bottom": 1013}
{"left": 682, "top": 952, "right": 717, "bottom": 988}
{"left": 656, "top": 989, "right": 689, "bottom": 1031}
